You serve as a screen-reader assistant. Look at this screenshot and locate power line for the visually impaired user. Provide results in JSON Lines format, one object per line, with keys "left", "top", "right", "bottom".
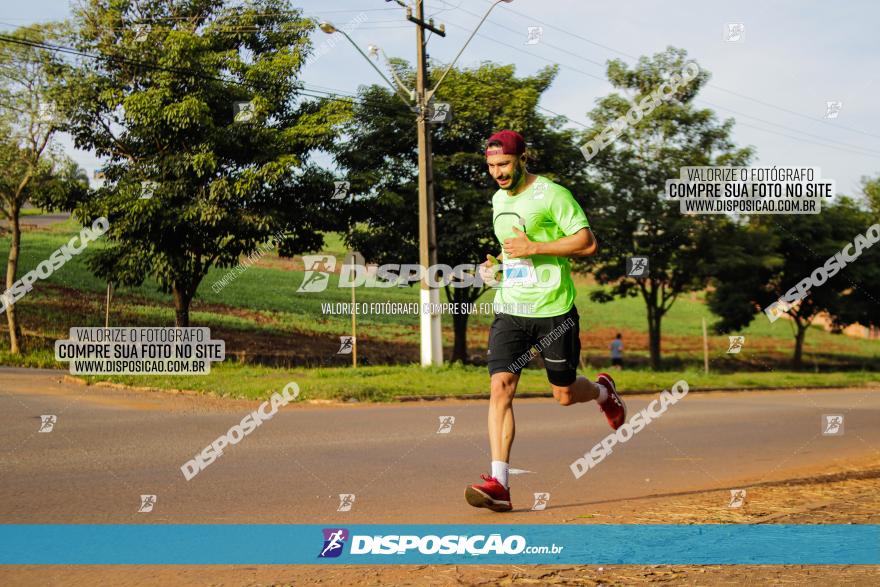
{"left": 469, "top": 0, "right": 880, "bottom": 142}
{"left": 6, "top": 2, "right": 878, "bottom": 145}
{"left": 1, "top": 24, "right": 585, "bottom": 131}
{"left": 0, "top": 33, "right": 252, "bottom": 89}
{"left": 534, "top": 104, "right": 590, "bottom": 130}
{"left": 436, "top": 10, "right": 880, "bottom": 159}
{"left": 38, "top": 20, "right": 410, "bottom": 31}
{"left": 0, "top": 33, "right": 404, "bottom": 114}
{"left": 695, "top": 98, "right": 880, "bottom": 157}
{"left": 448, "top": 4, "right": 880, "bottom": 152}
{"left": 440, "top": 19, "right": 607, "bottom": 84}
{"left": 733, "top": 120, "right": 880, "bottom": 160}
{"left": 62, "top": 7, "right": 404, "bottom": 22}
{"left": 6, "top": 23, "right": 878, "bottom": 162}
{"left": 428, "top": 0, "right": 466, "bottom": 18}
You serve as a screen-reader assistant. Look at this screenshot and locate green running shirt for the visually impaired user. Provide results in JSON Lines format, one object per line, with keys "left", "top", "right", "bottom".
{"left": 491, "top": 175, "right": 590, "bottom": 317}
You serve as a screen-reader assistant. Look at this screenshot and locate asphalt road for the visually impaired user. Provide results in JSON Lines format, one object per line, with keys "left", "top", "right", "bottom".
{"left": 1, "top": 368, "right": 878, "bottom": 524}
{"left": 1, "top": 213, "right": 70, "bottom": 228}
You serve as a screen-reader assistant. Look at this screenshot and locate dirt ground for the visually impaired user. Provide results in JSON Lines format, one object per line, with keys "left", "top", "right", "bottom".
{"left": 4, "top": 458, "right": 878, "bottom": 586}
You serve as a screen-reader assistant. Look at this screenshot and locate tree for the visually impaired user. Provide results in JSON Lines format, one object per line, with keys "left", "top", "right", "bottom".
{"left": 825, "top": 177, "right": 880, "bottom": 334}
{"left": 58, "top": 0, "right": 350, "bottom": 326}
{"left": 707, "top": 197, "right": 874, "bottom": 367}
{"left": 332, "top": 61, "right": 586, "bottom": 362}
{"left": 577, "top": 47, "right": 753, "bottom": 369}
{"left": 861, "top": 173, "right": 880, "bottom": 216}
{"left": 0, "top": 24, "right": 74, "bottom": 353}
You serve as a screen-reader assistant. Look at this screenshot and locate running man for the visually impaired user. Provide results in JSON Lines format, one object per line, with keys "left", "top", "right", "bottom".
{"left": 320, "top": 529, "right": 346, "bottom": 557}
{"left": 465, "top": 130, "right": 627, "bottom": 512}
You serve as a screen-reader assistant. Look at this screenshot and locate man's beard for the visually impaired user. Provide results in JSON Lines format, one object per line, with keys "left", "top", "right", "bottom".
{"left": 504, "top": 164, "right": 525, "bottom": 192}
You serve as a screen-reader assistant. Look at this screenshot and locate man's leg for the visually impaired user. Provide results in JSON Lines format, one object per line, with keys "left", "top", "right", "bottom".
{"left": 466, "top": 313, "right": 530, "bottom": 512}
{"left": 464, "top": 371, "right": 520, "bottom": 511}
{"left": 549, "top": 372, "right": 626, "bottom": 429}
{"left": 550, "top": 376, "right": 600, "bottom": 406}
{"left": 539, "top": 306, "right": 627, "bottom": 428}
{"left": 540, "top": 307, "right": 598, "bottom": 406}
{"left": 488, "top": 371, "right": 520, "bottom": 470}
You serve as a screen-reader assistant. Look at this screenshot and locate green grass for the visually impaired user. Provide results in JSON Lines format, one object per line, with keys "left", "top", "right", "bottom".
{"left": 3, "top": 219, "right": 428, "bottom": 332}
{"left": 1, "top": 219, "right": 878, "bottom": 402}
{"left": 0, "top": 348, "right": 57, "bottom": 369}
{"left": 54, "top": 363, "right": 879, "bottom": 402}
{"left": 5, "top": 221, "right": 879, "bottom": 354}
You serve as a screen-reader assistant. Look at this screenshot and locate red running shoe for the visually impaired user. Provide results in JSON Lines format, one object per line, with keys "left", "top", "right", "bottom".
{"left": 597, "top": 372, "right": 627, "bottom": 430}
{"left": 465, "top": 474, "right": 512, "bottom": 512}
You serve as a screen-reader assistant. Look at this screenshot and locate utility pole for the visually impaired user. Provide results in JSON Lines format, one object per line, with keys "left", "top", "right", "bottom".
{"left": 410, "top": 0, "right": 445, "bottom": 366}
{"left": 324, "top": 0, "right": 512, "bottom": 366}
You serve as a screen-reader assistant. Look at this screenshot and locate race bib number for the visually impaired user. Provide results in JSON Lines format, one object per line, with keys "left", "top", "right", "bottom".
{"left": 502, "top": 257, "right": 538, "bottom": 286}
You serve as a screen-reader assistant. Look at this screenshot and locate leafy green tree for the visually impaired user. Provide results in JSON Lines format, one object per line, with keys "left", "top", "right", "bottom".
{"left": 58, "top": 0, "right": 350, "bottom": 326}
{"left": 707, "top": 197, "right": 874, "bottom": 366}
{"left": 828, "top": 177, "right": 880, "bottom": 334}
{"left": 861, "top": 174, "right": 880, "bottom": 216}
{"left": 578, "top": 47, "right": 753, "bottom": 369}
{"left": 0, "top": 24, "right": 83, "bottom": 353}
{"left": 333, "top": 61, "right": 586, "bottom": 362}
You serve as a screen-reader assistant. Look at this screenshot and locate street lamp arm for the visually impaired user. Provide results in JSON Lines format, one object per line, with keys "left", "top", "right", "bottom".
{"left": 389, "top": 66, "right": 415, "bottom": 101}
{"left": 322, "top": 24, "right": 415, "bottom": 108}
{"left": 340, "top": 30, "right": 415, "bottom": 107}
{"left": 426, "top": 0, "right": 511, "bottom": 102}
{"left": 371, "top": 45, "right": 416, "bottom": 102}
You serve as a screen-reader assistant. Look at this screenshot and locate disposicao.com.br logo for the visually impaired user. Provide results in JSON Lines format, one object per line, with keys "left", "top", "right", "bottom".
{"left": 297, "top": 255, "right": 561, "bottom": 293}
{"left": 318, "top": 528, "right": 349, "bottom": 558}
{"left": 318, "top": 529, "right": 563, "bottom": 558}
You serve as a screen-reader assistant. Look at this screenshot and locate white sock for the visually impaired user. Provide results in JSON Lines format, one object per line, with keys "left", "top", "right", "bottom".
{"left": 596, "top": 383, "right": 609, "bottom": 403}
{"left": 491, "top": 460, "right": 509, "bottom": 489}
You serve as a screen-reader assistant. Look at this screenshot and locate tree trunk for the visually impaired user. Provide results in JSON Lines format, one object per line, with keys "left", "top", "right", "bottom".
{"left": 4, "top": 209, "right": 22, "bottom": 353}
{"left": 648, "top": 312, "right": 662, "bottom": 370}
{"left": 793, "top": 321, "right": 807, "bottom": 369}
{"left": 640, "top": 281, "right": 664, "bottom": 370}
{"left": 451, "top": 310, "right": 469, "bottom": 363}
{"left": 449, "top": 287, "right": 477, "bottom": 363}
{"left": 446, "top": 283, "right": 491, "bottom": 364}
{"left": 172, "top": 284, "right": 192, "bottom": 327}
{"left": 643, "top": 285, "right": 663, "bottom": 369}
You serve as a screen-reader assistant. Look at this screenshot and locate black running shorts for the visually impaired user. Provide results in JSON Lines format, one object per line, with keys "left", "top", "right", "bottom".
{"left": 487, "top": 305, "right": 581, "bottom": 386}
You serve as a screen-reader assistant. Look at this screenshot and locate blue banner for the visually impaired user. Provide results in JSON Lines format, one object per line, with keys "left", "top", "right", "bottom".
{"left": 1, "top": 525, "right": 877, "bottom": 565}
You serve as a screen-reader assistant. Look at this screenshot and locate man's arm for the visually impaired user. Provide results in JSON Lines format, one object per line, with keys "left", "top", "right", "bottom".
{"left": 533, "top": 227, "right": 597, "bottom": 257}
{"left": 503, "top": 226, "right": 597, "bottom": 258}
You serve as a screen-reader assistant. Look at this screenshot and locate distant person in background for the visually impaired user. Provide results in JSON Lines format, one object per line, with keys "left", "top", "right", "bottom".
{"left": 610, "top": 333, "right": 623, "bottom": 370}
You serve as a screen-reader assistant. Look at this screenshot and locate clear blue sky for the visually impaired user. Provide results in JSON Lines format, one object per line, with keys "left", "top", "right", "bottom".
{"left": 3, "top": 0, "right": 878, "bottom": 197}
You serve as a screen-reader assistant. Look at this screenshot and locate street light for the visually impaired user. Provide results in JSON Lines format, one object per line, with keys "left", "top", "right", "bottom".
{"left": 320, "top": 1, "right": 513, "bottom": 366}
{"left": 412, "top": 0, "right": 513, "bottom": 365}
{"left": 368, "top": 44, "right": 416, "bottom": 103}
{"left": 318, "top": 22, "right": 415, "bottom": 107}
